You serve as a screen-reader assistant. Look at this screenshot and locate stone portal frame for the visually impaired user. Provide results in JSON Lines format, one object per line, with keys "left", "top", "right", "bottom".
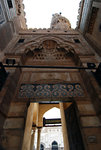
{"left": 12, "top": 36, "right": 89, "bottom": 103}
{"left": 23, "top": 39, "right": 77, "bottom": 67}
{"left": 13, "top": 35, "right": 81, "bottom": 57}
{"left": 14, "top": 69, "right": 88, "bottom": 103}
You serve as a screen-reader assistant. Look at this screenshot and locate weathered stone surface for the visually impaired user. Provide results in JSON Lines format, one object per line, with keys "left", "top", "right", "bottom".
{"left": 8, "top": 103, "right": 27, "bottom": 117}
{"left": 0, "top": 22, "right": 14, "bottom": 51}
{"left": 80, "top": 69, "right": 101, "bottom": 120}
{"left": 0, "top": 2, "right": 101, "bottom": 150}
{"left": 0, "top": 129, "right": 24, "bottom": 150}
{"left": 83, "top": 128, "right": 101, "bottom": 150}
{"left": 3, "top": 118, "right": 24, "bottom": 129}
{"left": 81, "top": 116, "right": 101, "bottom": 127}
{"left": 77, "top": 103, "right": 96, "bottom": 115}
{"left": 0, "top": 114, "right": 5, "bottom": 129}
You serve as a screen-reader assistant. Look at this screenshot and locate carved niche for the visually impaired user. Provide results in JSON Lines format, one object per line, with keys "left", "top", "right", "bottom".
{"left": 25, "top": 40, "right": 74, "bottom": 61}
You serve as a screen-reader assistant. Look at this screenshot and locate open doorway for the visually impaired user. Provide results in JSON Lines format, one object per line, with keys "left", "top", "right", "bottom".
{"left": 22, "top": 102, "right": 84, "bottom": 150}
{"left": 34, "top": 107, "right": 64, "bottom": 150}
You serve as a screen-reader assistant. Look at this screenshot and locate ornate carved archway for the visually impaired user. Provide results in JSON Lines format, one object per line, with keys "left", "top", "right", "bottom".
{"left": 24, "top": 39, "right": 76, "bottom": 66}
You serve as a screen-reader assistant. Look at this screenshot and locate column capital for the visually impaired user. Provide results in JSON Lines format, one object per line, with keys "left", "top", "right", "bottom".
{"left": 37, "top": 126, "right": 42, "bottom": 128}
{"left": 37, "top": 127, "right": 42, "bottom": 131}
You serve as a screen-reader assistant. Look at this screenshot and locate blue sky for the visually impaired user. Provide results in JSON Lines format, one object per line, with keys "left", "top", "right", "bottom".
{"left": 23, "top": 0, "right": 81, "bottom": 29}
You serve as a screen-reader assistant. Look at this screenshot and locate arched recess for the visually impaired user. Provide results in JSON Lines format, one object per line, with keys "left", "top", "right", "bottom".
{"left": 24, "top": 38, "right": 75, "bottom": 54}
{"left": 52, "top": 141, "right": 58, "bottom": 150}
{"left": 23, "top": 39, "right": 78, "bottom": 67}
{"left": 38, "top": 104, "right": 60, "bottom": 127}
{"left": 40, "top": 143, "right": 45, "bottom": 150}
{"left": 16, "top": 35, "right": 79, "bottom": 54}
{"left": 37, "top": 103, "right": 72, "bottom": 127}
{"left": 14, "top": 35, "right": 80, "bottom": 66}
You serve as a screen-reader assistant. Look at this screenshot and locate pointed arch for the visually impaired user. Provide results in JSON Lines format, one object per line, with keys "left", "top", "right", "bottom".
{"left": 15, "top": 34, "right": 79, "bottom": 56}
{"left": 40, "top": 143, "right": 45, "bottom": 150}
{"left": 52, "top": 141, "right": 58, "bottom": 150}
{"left": 38, "top": 104, "right": 60, "bottom": 126}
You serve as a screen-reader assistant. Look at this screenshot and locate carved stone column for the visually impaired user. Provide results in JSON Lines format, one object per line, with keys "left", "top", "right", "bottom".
{"left": 36, "top": 127, "right": 42, "bottom": 150}
{"left": 60, "top": 102, "right": 70, "bottom": 150}
{"left": 22, "top": 103, "right": 35, "bottom": 150}
{"left": 30, "top": 127, "right": 36, "bottom": 150}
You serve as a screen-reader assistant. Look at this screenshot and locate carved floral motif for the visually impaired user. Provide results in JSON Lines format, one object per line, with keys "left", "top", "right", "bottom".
{"left": 25, "top": 40, "right": 74, "bottom": 61}
{"left": 19, "top": 83, "right": 84, "bottom": 99}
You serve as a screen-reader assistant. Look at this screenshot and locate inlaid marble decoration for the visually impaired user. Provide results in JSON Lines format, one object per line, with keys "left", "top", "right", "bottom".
{"left": 18, "top": 83, "right": 84, "bottom": 99}
{"left": 0, "top": 3, "right": 5, "bottom": 24}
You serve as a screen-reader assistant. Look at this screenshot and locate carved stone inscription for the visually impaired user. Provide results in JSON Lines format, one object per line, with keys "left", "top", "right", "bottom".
{"left": 18, "top": 83, "right": 84, "bottom": 100}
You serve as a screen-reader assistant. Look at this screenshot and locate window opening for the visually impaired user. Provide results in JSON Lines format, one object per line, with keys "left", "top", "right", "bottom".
{"left": 99, "top": 24, "right": 101, "bottom": 32}
{"left": 18, "top": 39, "right": 25, "bottom": 43}
{"left": 7, "top": 0, "right": 13, "bottom": 9}
{"left": 52, "top": 141, "right": 58, "bottom": 150}
{"left": 92, "top": 63, "right": 101, "bottom": 87}
{"left": 0, "top": 63, "right": 8, "bottom": 91}
{"left": 40, "top": 144, "right": 44, "bottom": 150}
{"left": 74, "top": 39, "right": 80, "bottom": 43}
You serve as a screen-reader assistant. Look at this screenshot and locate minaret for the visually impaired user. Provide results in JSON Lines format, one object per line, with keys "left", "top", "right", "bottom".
{"left": 50, "top": 13, "right": 71, "bottom": 30}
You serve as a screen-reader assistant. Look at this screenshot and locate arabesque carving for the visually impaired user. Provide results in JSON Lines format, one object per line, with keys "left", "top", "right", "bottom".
{"left": 25, "top": 40, "right": 75, "bottom": 61}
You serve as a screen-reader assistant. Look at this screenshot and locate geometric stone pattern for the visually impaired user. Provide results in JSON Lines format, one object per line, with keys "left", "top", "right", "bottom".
{"left": 33, "top": 50, "right": 70, "bottom": 61}
{"left": 18, "top": 83, "right": 84, "bottom": 99}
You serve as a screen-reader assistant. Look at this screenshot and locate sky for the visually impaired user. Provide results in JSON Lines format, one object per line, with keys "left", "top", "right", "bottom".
{"left": 23, "top": 0, "right": 81, "bottom": 29}
{"left": 43, "top": 107, "right": 61, "bottom": 119}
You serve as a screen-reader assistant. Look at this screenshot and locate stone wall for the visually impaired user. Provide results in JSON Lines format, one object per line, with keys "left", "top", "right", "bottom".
{"left": 0, "top": 68, "right": 27, "bottom": 150}
{"left": 0, "top": 28, "right": 101, "bottom": 150}
{"left": 0, "top": 22, "right": 15, "bottom": 51}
